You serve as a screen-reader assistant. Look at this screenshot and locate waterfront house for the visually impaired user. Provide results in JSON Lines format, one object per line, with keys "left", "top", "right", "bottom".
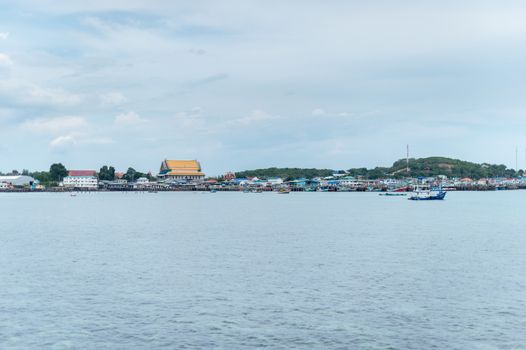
{"left": 266, "top": 177, "right": 284, "bottom": 186}
{"left": 63, "top": 170, "right": 98, "bottom": 189}
{"left": 136, "top": 177, "right": 149, "bottom": 185}
{"left": 157, "top": 159, "right": 205, "bottom": 181}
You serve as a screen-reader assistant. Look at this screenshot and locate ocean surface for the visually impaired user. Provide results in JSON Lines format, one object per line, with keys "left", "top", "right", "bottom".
{"left": 1, "top": 191, "right": 525, "bottom": 349}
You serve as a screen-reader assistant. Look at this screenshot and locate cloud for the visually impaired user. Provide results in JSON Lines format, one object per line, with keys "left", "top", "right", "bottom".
{"left": 233, "top": 109, "right": 277, "bottom": 125}
{"left": 175, "top": 107, "right": 202, "bottom": 119}
{"left": 0, "top": 32, "right": 8, "bottom": 40}
{"left": 49, "top": 134, "right": 113, "bottom": 149}
{"left": 25, "top": 86, "right": 82, "bottom": 106}
{"left": 311, "top": 108, "right": 326, "bottom": 116}
{"left": 0, "top": 53, "right": 13, "bottom": 66}
{"left": 100, "top": 91, "right": 127, "bottom": 106}
{"left": 186, "top": 73, "right": 228, "bottom": 88}
{"left": 50, "top": 135, "right": 75, "bottom": 148}
{"left": 114, "top": 111, "right": 147, "bottom": 126}
{"left": 189, "top": 48, "right": 206, "bottom": 55}
{"left": 312, "top": 108, "right": 354, "bottom": 118}
{"left": 22, "top": 116, "right": 87, "bottom": 134}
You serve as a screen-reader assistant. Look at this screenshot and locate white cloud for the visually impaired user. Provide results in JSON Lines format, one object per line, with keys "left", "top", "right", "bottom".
{"left": 311, "top": 108, "right": 326, "bottom": 116}
{"left": 50, "top": 135, "right": 75, "bottom": 148}
{"left": 114, "top": 111, "right": 146, "bottom": 126}
{"left": 0, "top": 53, "right": 13, "bottom": 66}
{"left": 233, "top": 110, "right": 278, "bottom": 125}
{"left": 49, "top": 134, "right": 113, "bottom": 149}
{"left": 26, "top": 86, "right": 82, "bottom": 106}
{"left": 175, "top": 107, "right": 202, "bottom": 119}
{"left": 22, "top": 116, "right": 87, "bottom": 133}
{"left": 312, "top": 108, "right": 353, "bottom": 118}
{"left": 100, "top": 91, "right": 127, "bottom": 106}
{"left": 0, "top": 32, "right": 8, "bottom": 40}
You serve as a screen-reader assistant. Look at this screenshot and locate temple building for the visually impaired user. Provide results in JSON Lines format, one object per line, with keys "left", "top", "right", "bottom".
{"left": 158, "top": 159, "right": 205, "bottom": 181}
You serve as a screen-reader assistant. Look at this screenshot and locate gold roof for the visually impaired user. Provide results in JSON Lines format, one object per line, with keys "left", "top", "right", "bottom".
{"left": 165, "top": 160, "right": 201, "bottom": 170}
{"left": 161, "top": 159, "right": 204, "bottom": 176}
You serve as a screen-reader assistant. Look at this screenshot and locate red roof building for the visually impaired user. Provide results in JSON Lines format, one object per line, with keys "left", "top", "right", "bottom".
{"left": 68, "top": 170, "right": 97, "bottom": 177}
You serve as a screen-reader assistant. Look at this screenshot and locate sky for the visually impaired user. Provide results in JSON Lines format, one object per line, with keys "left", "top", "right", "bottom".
{"left": 1, "top": 1, "right": 526, "bottom": 175}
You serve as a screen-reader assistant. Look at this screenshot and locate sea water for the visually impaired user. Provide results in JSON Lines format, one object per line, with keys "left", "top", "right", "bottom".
{"left": 1, "top": 191, "right": 525, "bottom": 349}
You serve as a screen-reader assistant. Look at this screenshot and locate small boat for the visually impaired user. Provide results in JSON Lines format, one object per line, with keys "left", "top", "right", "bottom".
{"left": 277, "top": 188, "right": 291, "bottom": 194}
{"left": 379, "top": 192, "right": 407, "bottom": 196}
{"left": 70, "top": 193, "right": 77, "bottom": 197}
{"left": 408, "top": 189, "right": 446, "bottom": 200}
{"left": 210, "top": 189, "right": 217, "bottom": 193}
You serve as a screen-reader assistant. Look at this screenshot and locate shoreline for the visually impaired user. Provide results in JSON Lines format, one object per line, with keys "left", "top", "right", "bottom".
{"left": 1, "top": 186, "right": 525, "bottom": 193}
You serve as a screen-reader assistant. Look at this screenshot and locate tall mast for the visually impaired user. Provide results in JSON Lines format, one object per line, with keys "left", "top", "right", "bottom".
{"left": 406, "top": 144, "right": 409, "bottom": 175}
{"left": 516, "top": 146, "right": 518, "bottom": 171}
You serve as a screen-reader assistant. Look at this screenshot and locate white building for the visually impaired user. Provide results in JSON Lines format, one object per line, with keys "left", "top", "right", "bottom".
{"left": 63, "top": 170, "right": 98, "bottom": 189}
{"left": 0, "top": 175, "right": 36, "bottom": 187}
{"left": 136, "top": 177, "right": 149, "bottom": 185}
{"left": 266, "top": 177, "right": 284, "bottom": 185}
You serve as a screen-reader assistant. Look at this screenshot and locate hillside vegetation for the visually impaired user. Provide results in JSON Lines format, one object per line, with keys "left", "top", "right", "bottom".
{"left": 352, "top": 157, "right": 519, "bottom": 179}
{"left": 234, "top": 157, "right": 520, "bottom": 180}
{"left": 234, "top": 167, "right": 334, "bottom": 180}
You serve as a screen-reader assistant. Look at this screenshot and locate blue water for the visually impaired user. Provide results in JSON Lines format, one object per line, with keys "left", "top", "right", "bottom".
{"left": 1, "top": 191, "right": 525, "bottom": 349}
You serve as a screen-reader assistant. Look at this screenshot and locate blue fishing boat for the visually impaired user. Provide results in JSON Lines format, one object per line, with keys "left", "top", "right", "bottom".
{"left": 408, "top": 189, "right": 446, "bottom": 200}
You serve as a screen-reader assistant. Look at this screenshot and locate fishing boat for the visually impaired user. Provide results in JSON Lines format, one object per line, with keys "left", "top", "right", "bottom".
{"left": 408, "top": 187, "right": 446, "bottom": 200}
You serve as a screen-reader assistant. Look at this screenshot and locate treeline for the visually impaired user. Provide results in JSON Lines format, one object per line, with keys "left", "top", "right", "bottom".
{"left": 233, "top": 157, "right": 522, "bottom": 180}
{"left": 350, "top": 157, "right": 521, "bottom": 180}
{"left": 234, "top": 167, "right": 335, "bottom": 180}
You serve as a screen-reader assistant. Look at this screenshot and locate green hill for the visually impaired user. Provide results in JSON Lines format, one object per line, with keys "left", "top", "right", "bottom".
{"left": 348, "top": 157, "right": 519, "bottom": 180}
{"left": 233, "top": 157, "right": 520, "bottom": 180}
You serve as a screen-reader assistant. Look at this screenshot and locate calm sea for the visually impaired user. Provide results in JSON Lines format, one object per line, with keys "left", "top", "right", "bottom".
{"left": 1, "top": 191, "right": 525, "bottom": 349}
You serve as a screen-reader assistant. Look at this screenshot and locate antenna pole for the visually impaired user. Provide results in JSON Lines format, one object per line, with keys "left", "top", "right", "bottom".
{"left": 406, "top": 144, "right": 409, "bottom": 175}
{"left": 516, "top": 146, "right": 518, "bottom": 171}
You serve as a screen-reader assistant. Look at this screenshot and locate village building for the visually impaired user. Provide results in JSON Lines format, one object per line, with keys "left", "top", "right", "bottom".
{"left": 158, "top": 160, "right": 205, "bottom": 181}
{"left": 63, "top": 170, "right": 98, "bottom": 189}
{"left": 0, "top": 175, "right": 37, "bottom": 187}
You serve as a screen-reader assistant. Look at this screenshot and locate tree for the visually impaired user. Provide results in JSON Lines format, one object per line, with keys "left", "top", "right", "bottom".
{"left": 31, "top": 171, "right": 51, "bottom": 184}
{"left": 98, "top": 165, "right": 115, "bottom": 181}
{"left": 49, "top": 163, "right": 68, "bottom": 181}
{"left": 124, "top": 167, "right": 137, "bottom": 182}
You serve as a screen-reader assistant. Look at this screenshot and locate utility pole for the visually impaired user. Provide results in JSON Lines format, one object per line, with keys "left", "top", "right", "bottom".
{"left": 516, "top": 146, "right": 518, "bottom": 171}
{"left": 406, "top": 144, "right": 410, "bottom": 175}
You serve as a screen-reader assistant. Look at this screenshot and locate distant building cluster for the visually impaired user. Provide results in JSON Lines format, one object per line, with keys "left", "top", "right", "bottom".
{"left": 3, "top": 159, "right": 526, "bottom": 192}
{"left": 51, "top": 159, "right": 207, "bottom": 190}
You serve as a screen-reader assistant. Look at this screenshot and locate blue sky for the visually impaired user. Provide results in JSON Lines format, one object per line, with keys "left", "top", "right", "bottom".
{"left": 1, "top": 1, "right": 526, "bottom": 175}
